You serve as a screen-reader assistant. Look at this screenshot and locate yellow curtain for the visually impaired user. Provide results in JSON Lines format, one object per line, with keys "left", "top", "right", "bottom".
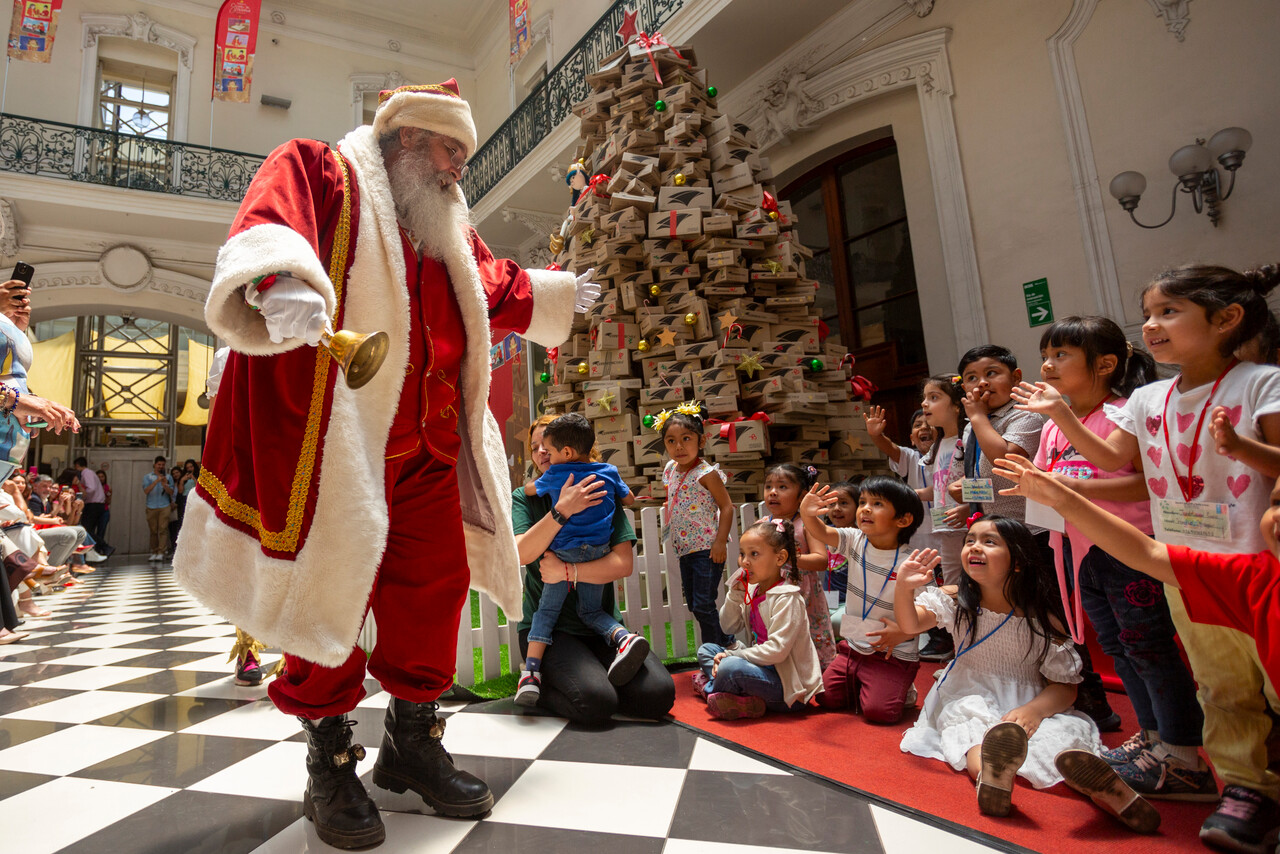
{"left": 177, "top": 339, "right": 212, "bottom": 426}
{"left": 28, "top": 330, "right": 75, "bottom": 408}
{"left": 96, "top": 335, "right": 169, "bottom": 420}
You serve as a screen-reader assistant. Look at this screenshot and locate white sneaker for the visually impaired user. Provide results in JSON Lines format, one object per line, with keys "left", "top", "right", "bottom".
{"left": 514, "top": 669, "right": 541, "bottom": 707}
{"left": 149, "top": 553, "right": 162, "bottom": 561}
{"left": 84, "top": 550, "right": 107, "bottom": 564}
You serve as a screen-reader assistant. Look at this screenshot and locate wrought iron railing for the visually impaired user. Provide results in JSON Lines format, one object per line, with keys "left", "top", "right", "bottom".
{"left": 461, "top": 0, "right": 687, "bottom": 205}
{"left": 0, "top": 113, "right": 266, "bottom": 202}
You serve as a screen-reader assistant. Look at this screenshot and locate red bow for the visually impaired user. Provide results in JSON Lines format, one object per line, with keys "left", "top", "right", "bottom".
{"left": 848, "top": 375, "right": 878, "bottom": 402}
{"left": 707, "top": 412, "right": 771, "bottom": 452}
{"left": 574, "top": 174, "right": 611, "bottom": 208}
{"left": 761, "top": 190, "right": 779, "bottom": 216}
{"left": 966, "top": 511, "right": 985, "bottom": 528}
{"left": 545, "top": 262, "right": 561, "bottom": 271}
{"left": 635, "top": 32, "right": 684, "bottom": 85}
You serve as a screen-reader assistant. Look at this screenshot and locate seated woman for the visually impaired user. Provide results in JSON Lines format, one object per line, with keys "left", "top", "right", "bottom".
{"left": 512, "top": 414, "right": 674, "bottom": 725}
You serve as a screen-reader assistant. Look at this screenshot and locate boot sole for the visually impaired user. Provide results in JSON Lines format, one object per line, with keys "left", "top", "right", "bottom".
{"left": 607, "top": 635, "right": 650, "bottom": 686}
{"left": 978, "top": 722, "right": 1028, "bottom": 818}
{"left": 1056, "top": 749, "right": 1161, "bottom": 834}
{"left": 371, "top": 765, "right": 494, "bottom": 817}
{"left": 303, "top": 792, "right": 386, "bottom": 849}
{"left": 1199, "top": 826, "right": 1279, "bottom": 854}
{"left": 513, "top": 688, "right": 540, "bottom": 707}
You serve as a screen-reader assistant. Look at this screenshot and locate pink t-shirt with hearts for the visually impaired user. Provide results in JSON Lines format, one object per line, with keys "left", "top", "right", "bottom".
{"left": 1108, "top": 361, "right": 1280, "bottom": 554}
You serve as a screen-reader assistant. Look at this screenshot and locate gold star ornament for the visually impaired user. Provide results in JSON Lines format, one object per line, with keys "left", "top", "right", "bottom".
{"left": 656, "top": 328, "right": 678, "bottom": 346}
{"left": 737, "top": 353, "right": 762, "bottom": 378}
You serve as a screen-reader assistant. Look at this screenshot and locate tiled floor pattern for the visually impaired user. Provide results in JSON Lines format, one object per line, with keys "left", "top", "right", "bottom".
{"left": 0, "top": 563, "right": 1019, "bottom": 854}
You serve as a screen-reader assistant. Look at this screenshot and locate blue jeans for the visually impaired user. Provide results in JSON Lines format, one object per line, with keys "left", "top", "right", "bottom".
{"left": 679, "top": 550, "right": 732, "bottom": 646}
{"left": 553, "top": 542, "right": 612, "bottom": 564}
{"left": 1079, "top": 545, "right": 1204, "bottom": 745}
{"left": 697, "top": 642, "right": 795, "bottom": 713}
{"left": 529, "top": 578, "right": 624, "bottom": 646}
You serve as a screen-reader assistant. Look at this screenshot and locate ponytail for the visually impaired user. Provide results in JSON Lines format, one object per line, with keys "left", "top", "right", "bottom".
{"left": 747, "top": 518, "right": 801, "bottom": 584}
{"left": 1144, "top": 263, "right": 1280, "bottom": 355}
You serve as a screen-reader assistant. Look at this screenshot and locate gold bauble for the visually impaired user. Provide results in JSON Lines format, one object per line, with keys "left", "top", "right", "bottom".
{"left": 637, "top": 338, "right": 650, "bottom": 352}
{"left": 577, "top": 361, "right": 588, "bottom": 375}
{"left": 649, "top": 284, "right": 662, "bottom": 297}
{"left": 768, "top": 210, "right": 779, "bottom": 221}
{"left": 683, "top": 313, "right": 697, "bottom": 326}
{"left": 673, "top": 172, "right": 687, "bottom": 186}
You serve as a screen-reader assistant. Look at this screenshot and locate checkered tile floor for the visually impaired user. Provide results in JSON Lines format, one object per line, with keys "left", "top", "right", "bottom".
{"left": 0, "top": 563, "right": 1012, "bottom": 854}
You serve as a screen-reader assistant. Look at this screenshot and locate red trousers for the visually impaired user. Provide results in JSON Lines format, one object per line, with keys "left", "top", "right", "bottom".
{"left": 269, "top": 450, "right": 471, "bottom": 717}
{"left": 816, "top": 639, "right": 919, "bottom": 723}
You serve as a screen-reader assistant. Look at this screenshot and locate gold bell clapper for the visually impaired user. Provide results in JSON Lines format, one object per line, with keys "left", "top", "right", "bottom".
{"left": 320, "top": 324, "right": 390, "bottom": 390}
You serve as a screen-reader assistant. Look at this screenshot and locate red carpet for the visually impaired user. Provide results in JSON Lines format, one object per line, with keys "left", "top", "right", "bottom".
{"left": 671, "top": 665, "right": 1216, "bottom": 854}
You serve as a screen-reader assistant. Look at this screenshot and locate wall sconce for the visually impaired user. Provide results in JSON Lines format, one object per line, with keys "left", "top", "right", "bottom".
{"left": 1108, "top": 127, "right": 1252, "bottom": 228}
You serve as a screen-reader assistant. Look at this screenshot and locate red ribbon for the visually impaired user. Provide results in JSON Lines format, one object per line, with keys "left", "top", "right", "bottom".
{"left": 635, "top": 32, "right": 684, "bottom": 85}
{"left": 849, "top": 375, "right": 878, "bottom": 402}
{"left": 668, "top": 209, "right": 679, "bottom": 237}
{"left": 761, "top": 190, "right": 778, "bottom": 216}
{"left": 707, "top": 412, "right": 771, "bottom": 452}
{"left": 601, "top": 320, "right": 626, "bottom": 350}
{"left": 574, "top": 174, "right": 611, "bottom": 208}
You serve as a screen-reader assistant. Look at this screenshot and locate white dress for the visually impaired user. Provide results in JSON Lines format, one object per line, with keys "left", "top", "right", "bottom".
{"left": 900, "top": 587, "right": 1103, "bottom": 788}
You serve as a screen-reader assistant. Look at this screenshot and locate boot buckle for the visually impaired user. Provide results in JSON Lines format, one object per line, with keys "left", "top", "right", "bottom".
{"left": 429, "top": 720, "right": 445, "bottom": 739}
{"left": 334, "top": 743, "right": 367, "bottom": 767}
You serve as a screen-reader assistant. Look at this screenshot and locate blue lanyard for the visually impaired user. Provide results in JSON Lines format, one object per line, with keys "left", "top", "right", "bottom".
{"left": 860, "top": 543, "right": 901, "bottom": 620}
{"left": 939, "top": 609, "right": 1014, "bottom": 684}
{"left": 970, "top": 442, "right": 982, "bottom": 476}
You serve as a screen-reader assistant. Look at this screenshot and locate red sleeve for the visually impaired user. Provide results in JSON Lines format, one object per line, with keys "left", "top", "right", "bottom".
{"left": 230, "top": 139, "right": 346, "bottom": 260}
{"left": 1168, "top": 544, "right": 1269, "bottom": 635}
{"left": 469, "top": 228, "right": 534, "bottom": 335}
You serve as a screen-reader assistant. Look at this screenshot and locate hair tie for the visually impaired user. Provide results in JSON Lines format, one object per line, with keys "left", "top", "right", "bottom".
{"left": 806, "top": 465, "right": 818, "bottom": 477}
{"left": 950, "top": 375, "right": 962, "bottom": 385}
{"left": 966, "top": 511, "right": 984, "bottom": 528}
{"left": 774, "top": 518, "right": 787, "bottom": 533}
{"left": 1125, "top": 340, "right": 1133, "bottom": 356}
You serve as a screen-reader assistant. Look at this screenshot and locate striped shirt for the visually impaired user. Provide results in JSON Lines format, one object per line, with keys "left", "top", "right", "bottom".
{"left": 835, "top": 527, "right": 919, "bottom": 662}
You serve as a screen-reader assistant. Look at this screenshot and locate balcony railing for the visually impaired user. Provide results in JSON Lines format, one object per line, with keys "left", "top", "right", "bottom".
{"left": 461, "top": 0, "right": 688, "bottom": 206}
{"left": 0, "top": 113, "right": 266, "bottom": 202}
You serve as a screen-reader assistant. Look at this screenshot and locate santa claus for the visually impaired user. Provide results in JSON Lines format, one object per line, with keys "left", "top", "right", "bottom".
{"left": 175, "top": 80, "right": 596, "bottom": 849}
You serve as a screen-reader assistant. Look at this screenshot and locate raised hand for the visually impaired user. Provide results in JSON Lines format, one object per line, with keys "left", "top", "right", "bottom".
{"left": 798, "top": 483, "right": 837, "bottom": 518}
{"left": 864, "top": 405, "right": 887, "bottom": 438}
{"left": 897, "top": 548, "right": 941, "bottom": 590}
{"left": 961, "top": 386, "right": 992, "bottom": 419}
{"left": 1010, "top": 381, "right": 1067, "bottom": 416}
{"left": 991, "top": 454, "right": 1067, "bottom": 507}
{"left": 1208, "top": 405, "right": 1241, "bottom": 457}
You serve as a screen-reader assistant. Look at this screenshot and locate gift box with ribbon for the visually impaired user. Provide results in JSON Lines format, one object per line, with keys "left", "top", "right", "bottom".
{"left": 591, "top": 319, "right": 640, "bottom": 351}
{"left": 647, "top": 208, "right": 702, "bottom": 239}
{"left": 704, "top": 413, "right": 771, "bottom": 456}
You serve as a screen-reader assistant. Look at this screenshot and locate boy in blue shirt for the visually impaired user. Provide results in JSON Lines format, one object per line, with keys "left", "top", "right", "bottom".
{"left": 516, "top": 412, "right": 646, "bottom": 705}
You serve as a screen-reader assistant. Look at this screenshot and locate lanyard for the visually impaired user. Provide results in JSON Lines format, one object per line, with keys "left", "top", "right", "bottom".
{"left": 860, "top": 543, "right": 901, "bottom": 620}
{"left": 1046, "top": 396, "right": 1110, "bottom": 471}
{"left": 940, "top": 609, "right": 1014, "bottom": 684}
{"left": 1161, "top": 359, "right": 1237, "bottom": 502}
{"left": 663, "top": 459, "right": 701, "bottom": 526}
{"left": 745, "top": 580, "right": 776, "bottom": 644}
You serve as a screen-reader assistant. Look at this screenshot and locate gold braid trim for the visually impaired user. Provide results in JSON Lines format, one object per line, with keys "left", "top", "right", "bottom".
{"left": 228, "top": 626, "right": 268, "bottom": 663}
{"left": 199, "top": 150, "right": 353, "bottom": 554}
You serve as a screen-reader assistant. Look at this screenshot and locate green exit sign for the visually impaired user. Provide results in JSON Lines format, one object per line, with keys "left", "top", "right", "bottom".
{"left": 1023, "top": 278, "right": 1054, "bottom": 327}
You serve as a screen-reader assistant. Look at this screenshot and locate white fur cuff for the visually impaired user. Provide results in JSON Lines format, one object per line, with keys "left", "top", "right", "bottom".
{"left": 206, "top": 223, "right": 338, "bottom": 356}
{"left": 522, "top": 268, "right": 577, "bottom": 347}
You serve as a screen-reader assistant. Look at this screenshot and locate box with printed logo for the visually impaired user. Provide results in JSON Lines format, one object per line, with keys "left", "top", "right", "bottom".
{"left": 596, "top": 442, "right": 633, "bottom": 469}
{"left": 657, "top": 185, "right": 714, "bottom": 211}
{"left": 588, "top": 348, "right": 632, "bottom": 379}
{"left": 704, "top": 420, "right": 770, "bottom": 456}
{"left": 591, "top": 319, "right": 640, "bottom": 351}
{"left": 632, "top": 433, "right": 665, "bottom": 466}
{"left": 648, "top": 208, "right": 703, "bottom": 239}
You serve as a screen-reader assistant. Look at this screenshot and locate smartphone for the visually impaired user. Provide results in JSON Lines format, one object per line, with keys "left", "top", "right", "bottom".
{"left": 10, "top": 263, "right": 33, "bottom": 286}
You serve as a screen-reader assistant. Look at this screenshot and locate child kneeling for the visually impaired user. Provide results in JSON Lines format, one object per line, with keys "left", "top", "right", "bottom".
{"left": 694, "top": 518, "right": 823, "bottom": 719}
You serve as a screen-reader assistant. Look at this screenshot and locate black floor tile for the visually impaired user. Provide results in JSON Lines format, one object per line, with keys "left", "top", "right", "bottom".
{"left": 118, "top": 650, "right": 222, "bottom": 669}
{"left": 0, "top": 685, "right": 75, "bottom": 715}
{"left": 453, "top": 823, "right": 665, "bottom": 854}
{"left": 86, "top": 695, "right": 254, "bottom": 731}
{"left": 0, "top": 662, "right": 90, "bottom": 686}
{"left": 100, "top": 669, "right": 227, "bottom": 694}
{"left": 73, "top": 732, "right": 277, "bottom": 788}
{"left": 0, "top": 768, "right": 56, "bottom": 801}
{"left": 0, "top": 717, "right": 74, "bottom": 749}
{"left": 540, "top": 719, "right": 701, "bottom": 768}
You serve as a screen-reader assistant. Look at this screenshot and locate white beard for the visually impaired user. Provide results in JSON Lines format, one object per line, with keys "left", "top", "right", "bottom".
{"left": 386, "top": 148, "right": 471, "bottom": 262}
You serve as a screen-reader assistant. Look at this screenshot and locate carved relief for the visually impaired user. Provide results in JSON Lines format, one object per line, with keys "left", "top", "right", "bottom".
{"left": 0, "top": 199, "right": 17, "bottom": 258}
{"left": 1145, "top": 0, "right": 1191, "bottom": 41}
{"left": 502, "top": 207, "right": 562, "bottom": 236}
{"left": 83, "top": 12, "right": 195, "bottom": 70}
{"left": 904, "top": 0, "right": 935, "bottom": 16}
{"left": 741, "top": 64, "right": 826, "bottom": 149}
{"left": 270, "top": 11, "right": 286, "bottom": 25}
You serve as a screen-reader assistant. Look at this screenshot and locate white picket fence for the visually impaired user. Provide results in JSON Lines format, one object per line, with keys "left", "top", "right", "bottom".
{"left": 357, "top": 503, "right": 766, "bottom": 686}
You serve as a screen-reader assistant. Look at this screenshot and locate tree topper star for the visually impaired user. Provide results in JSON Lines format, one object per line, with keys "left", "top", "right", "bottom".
{"left": 616, "top": 8, "right": 639, "bottom": 43}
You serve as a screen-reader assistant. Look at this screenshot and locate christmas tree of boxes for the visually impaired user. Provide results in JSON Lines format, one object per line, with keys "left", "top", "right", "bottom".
{"left": 543, "top": 36, "right": 885, "bottom": 504}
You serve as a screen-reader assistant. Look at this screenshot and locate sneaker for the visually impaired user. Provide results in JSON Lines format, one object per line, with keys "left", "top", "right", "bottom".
{"left": 235, "top": 651, "right": 264, "bottom": 686}
{"left": 606, "top": 632, "right": 649, "bottom": 686}
{"left": 1056, "top": 749, "right": 1161, "bottom": 833}
{"left": 691, "top": 672, "right": 711, "bottom": 703}
{"left": 149, "top": 553, "right": 162, "bottom": 561}
{"left": 1115, "top": 747, "right": 1219, "bottom": 802}
{"left": 905, "top": 682, "right": 918, "bottom": 707}
{"left": 1200, "top": 786, "right": 1280, "bottom": 854}
{"left": 514, "top": 669, "right": 541, "bottom": 707}
{"left": 919, "top": 629, "right": 955, "bottom": 662}
{"left": 1103, "top": 731, "right": 1153, "bottom": 766}
{"left": 706, "top": 692, "right": 766, "bottom": 720}
{"left": 84, "top": 549, "right": 107, "bottom": 564}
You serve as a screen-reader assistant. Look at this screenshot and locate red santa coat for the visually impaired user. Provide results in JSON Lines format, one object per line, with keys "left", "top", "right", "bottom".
{"left": 175, "top": 126, "right": 576, "bottom": 667}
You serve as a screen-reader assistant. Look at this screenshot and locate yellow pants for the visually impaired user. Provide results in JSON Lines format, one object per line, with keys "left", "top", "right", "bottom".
{"left": 1167, "top": 584, "right": 1280, "bottom": 798}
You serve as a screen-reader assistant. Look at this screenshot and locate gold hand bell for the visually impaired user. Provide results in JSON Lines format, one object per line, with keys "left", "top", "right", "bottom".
{"left": 320, "top": 323, "right": 390, "bottom": 390}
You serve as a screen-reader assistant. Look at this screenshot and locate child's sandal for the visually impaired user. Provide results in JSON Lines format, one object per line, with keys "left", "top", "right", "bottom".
{"left": 977, "top": 721, "right": 1028, "bottom": 817}
{"left": 1055, "top": 749, "right": 1161, "bottom": 834}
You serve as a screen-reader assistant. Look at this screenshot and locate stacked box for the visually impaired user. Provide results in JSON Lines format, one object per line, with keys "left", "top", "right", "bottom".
{"left": 542, "top": 40, "right": 883, "bottom": 501}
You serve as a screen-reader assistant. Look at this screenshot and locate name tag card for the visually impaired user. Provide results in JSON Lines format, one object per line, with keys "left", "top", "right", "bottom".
{"left": 1158, "top": 499, "right": 1230, "bottom": 540}
{"left": 1024, "top": 498, "right": 1066, "bottom": 533}
{"left": 961, "top": 478, "right": 995, "bottom": 503}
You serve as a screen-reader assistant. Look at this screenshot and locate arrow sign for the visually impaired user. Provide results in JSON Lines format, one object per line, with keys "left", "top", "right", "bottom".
{"left": 1022, "top": 278, "right": 1054, "bottom": 328}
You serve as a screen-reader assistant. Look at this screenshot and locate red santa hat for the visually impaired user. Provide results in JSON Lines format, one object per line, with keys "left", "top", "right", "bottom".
{"left": 371, "top": 78, "right": 477, "bottom": 157}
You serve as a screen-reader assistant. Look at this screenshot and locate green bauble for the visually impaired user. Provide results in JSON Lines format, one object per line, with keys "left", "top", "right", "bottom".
{"left": 642, "top": 414, "right": 656, "bottom": 428}
{"left": 809, "top": 358, "right": 825, "bottom": 372}
{"left": 538, "top": 371, "right": 550, "bottom": 384}
{"left": 653, "top": 99, "right": 667, "bottom": 112}
{"left": 706, "top": 85, "right": 718, "bottom": 98}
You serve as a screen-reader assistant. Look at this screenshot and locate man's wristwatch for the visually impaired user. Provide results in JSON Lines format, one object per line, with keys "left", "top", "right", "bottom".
{"left": 549, "top": 506, "right": 568, "bottom": 525}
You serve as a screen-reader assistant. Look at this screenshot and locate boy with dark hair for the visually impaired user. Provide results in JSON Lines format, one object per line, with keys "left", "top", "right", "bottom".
{"left": 800, "top": 477, "right": 924, "bottom": 723}
{"left": 517, "top": 413, "right": 644, "bottom": 705}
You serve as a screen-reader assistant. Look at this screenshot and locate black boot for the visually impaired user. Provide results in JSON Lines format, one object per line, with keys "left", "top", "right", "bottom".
{"left": 299, "top": 716, "right": 385, "bottom": 850}
{"left": 372, "top": 697, "right": 494, "bottom": 817}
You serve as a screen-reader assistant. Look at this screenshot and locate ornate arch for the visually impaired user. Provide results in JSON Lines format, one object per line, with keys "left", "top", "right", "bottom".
{"left": 30, "top": 256, "right": 211, "bottom": 332}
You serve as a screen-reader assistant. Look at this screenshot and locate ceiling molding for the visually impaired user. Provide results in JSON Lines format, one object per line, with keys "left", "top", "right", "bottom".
{"left": 18, "top": 223, "right": 219, "bottom": 269}
{"left": 0, "top": 172, "right": 240, "bottom": 225}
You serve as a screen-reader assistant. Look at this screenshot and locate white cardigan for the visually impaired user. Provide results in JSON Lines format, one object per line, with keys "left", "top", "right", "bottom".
{"left": 719, "top": 569, "right": 824, "bottom": 706}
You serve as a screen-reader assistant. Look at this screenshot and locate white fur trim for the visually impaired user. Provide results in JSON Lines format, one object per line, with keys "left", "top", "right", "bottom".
{"left": 372, "top": 91, "right": 477, "bottom": 157}
{"left": 206, "top": 223, "right": 337, "bottom": 356}
{"left": 523, "top": 268, "right": 578, "bottom": 348}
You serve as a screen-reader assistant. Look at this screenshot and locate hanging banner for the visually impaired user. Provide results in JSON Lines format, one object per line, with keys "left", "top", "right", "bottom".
{"left": 6, "top": 0, "right": 61, "bottom": 63}
{"left": 508, "top": 0, "right": 529, "bottom": 65}
{"left": 212, "top": 0, "right": 260, "bottom": 103}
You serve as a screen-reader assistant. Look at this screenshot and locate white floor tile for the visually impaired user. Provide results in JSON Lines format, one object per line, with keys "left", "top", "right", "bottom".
{"left": 489, "top": 759, "right": 685, "bottom": 837}
{"left": 687, "top": 739, "right": 788, "bottom": 776}
{"left": 2, "top": 690, "right": 165, "bottom": 723}
{"left": 164, "top": 624, "right": 238, "bottom": 638}
{"left": 161, "top": 614, "right": 227, "bottom": 626}
{"left": 0, "top": 776, "right": 177, "bottom": 854}
{"left": 870, "top": 805, "right": 1001, "bottom": 854}
{"left": 70, "top": 621, "right": 160, "bottom": 634}
{"left": 175, "top": 673, "right": 273, "bottom": 700}
{"left": 0, "top": 643, "right": 48, "bottom": 658}
{"left": 664, "top": 840, "right": 838, "bottom": 854}
{"left": 25, "top": 665, "right": 162, "bottom": 691}
{"left": 431, "top": 710, "right": 566, "bottom": 760}
{"left": 54, "top": 633, "right": 161, "bottom": 649}
{"left": 0, "top": 723, "right": 168, "bottom": 775}
{"left": 172, "top": 653, "right": 238, "bottom": 672}
{"left": 250, "top": 809, "right": 475, "bottom": 854}
{"left": 181, "top": 697, "right": 306, "bottom": 740}
{"left": 191, "top": 741, "right": 379, "bottom": 801}
{"left": 168, "top": 637, "right": 241, "bottom": 653}
{"left": 40, "top": 648, "right": 154, "bottom": 667}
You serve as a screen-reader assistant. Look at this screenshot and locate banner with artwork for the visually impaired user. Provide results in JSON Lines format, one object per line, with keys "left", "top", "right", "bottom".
{"left": 509, "top": 0, "right": 529, "bottom": 65}
{"left": 212, "top": 0, "right": 260, "bottom": 103}
{"left": 6, "top": 0, "right": 61, "bottom": 63}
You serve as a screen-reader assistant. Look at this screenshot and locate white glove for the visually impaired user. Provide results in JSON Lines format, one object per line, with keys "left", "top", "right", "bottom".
{"left": 206, "top": 346, "right": 230, "bottom": 398}
{"left": 574, "top": 268, "right": 601, "bottom": 314}
{"left": 246, "top": 274, "right": 328, "bottom": 346}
